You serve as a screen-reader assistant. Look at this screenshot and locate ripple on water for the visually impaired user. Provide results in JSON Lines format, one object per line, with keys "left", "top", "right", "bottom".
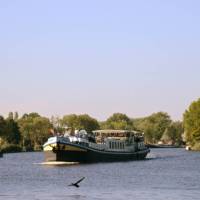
{"left": 0, "top": 149, "right": 200, "bottom": 200}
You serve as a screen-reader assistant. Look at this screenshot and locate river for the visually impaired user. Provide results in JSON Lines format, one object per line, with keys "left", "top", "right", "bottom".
{"left": 0, "top": 148, "right": 200, "bottom": 200}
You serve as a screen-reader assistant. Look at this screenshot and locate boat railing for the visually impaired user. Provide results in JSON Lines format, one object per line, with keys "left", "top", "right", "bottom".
{"left": 89, "top": 142, "right": 106, "bottom": 150}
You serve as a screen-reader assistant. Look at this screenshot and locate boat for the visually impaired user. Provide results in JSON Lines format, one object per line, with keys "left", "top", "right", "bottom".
{"left": 43, "top": 129, "right": 150, "bottom": 163}
{"left": 185, "top": 146, "right": 191, "bottom": 151}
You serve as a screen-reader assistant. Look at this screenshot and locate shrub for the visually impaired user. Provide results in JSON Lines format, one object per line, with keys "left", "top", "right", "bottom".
{"left": 1, "top": 144, "right": 23, "bottom": 153}
{"left": 192, "top": 143, "right": 200, "bottom": 151}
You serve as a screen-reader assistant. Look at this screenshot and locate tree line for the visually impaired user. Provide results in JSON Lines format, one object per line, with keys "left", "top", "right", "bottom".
{"left": 0, "top": 98, "right": 200, "bottom": 152}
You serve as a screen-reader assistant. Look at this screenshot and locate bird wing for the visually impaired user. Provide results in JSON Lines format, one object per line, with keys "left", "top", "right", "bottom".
{"left": 74, "top": 177, "right": 85, "bottom": 184}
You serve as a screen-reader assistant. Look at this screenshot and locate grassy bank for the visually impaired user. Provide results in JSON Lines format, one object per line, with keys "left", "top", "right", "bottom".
{"left": 1, "top": 144, "right": 23, "bottom": 153}
{"left": 191, "top": 143, "right": 200, "bottom": 151}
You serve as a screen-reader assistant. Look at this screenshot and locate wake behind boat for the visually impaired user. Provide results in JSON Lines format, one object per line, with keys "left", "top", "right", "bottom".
{"left": 43, "top": 129, "right": 150, "bottom": 163}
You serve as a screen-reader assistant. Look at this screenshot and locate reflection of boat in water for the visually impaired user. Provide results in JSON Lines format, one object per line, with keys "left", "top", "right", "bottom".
{"left": 43, "top": 130, "right": 150, "bottom": 163}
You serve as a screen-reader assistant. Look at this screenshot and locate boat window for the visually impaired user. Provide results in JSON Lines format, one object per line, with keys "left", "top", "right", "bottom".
{"left": 110, "top": 142, "right": 112, "bottom": 149}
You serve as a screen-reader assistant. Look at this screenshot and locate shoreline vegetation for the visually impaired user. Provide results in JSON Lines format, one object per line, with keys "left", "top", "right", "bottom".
{"left": 1, "top": 98, "right": 200, "bottom": 153}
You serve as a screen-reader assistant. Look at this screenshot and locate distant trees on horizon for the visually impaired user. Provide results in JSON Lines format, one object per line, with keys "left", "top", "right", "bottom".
{"left": 0, "top": 98, "right": 200, "bottom": 152}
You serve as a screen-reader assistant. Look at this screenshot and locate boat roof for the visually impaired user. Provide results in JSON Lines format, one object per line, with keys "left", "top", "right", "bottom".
{"left": 93, "top": 130, "right": 135, "bottom": 134}
{"left": 92, "top": 130, "right": 141, "bottom": 137}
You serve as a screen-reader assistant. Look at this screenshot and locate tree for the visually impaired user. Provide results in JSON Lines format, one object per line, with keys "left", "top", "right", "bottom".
{"left": 76, "top": 114, "right": 99, "bottom": 132}
{"left": 104, "top": 113, "right": 133, "bottom": 130}
{"left": 61, "top": 114, "right": 78, "bottom": 132}
{"left": 183, "top": 98, "right": 200, "bottom": 149}
{"left": 0, "top": 116, "right": 6, "bottom": 138}
{"left": 134, "top": 112, "right": 172, "bottom": 143}
{"left": 18, "top": 113, "right": 52, "bottom": 150}
{"left": 8, "top": 112, "right": 14, "bottom": 120}
{"left": 135, "top": 117, "right": 154, "bottom": 143}
{"left": 31, "top": 117, "right": 52, "bottom": 149}
{"left": 50, "top": 116, "right": 64, "bottom": 134}
{"left": 18, "top": 114, "right": 35, "bottom": 150}
{"left": 0, "top": 115, "right": 21, "bottom": 145}
{"left": 14, "top": 112, "right": 19, "bottom": 121}
{"left": 161, "top": 121, "right": 183, "bottom": 145}
{"left": 27, "top": 112, "right": 40, "bottom": 118}
{"left": 4, "top": 119, "right": 21, "bottom": 144}
{"left": 61, "top": 114, "right": 99, "bottom": 133}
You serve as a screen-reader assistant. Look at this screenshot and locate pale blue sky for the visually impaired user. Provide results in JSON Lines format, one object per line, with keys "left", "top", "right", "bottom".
{"left": 0, "top": 0, "right": 200, "bottom": 120}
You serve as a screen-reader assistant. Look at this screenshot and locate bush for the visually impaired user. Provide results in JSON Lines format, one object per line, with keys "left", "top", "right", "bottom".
{"left": 192, "top": 142, "right": 200, "bottom": 151}
{"left": 34, "top": 144, "right": 43, "bottom": 151}
{"left": 1, "top": 144, "right": 23, "bottom": 153}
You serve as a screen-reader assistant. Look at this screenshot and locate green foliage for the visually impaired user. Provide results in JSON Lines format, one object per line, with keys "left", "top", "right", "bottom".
{"left": 103, "top": 113, "right": 133, "bottom": 130}
{"left": 8, "top": 112, "right": 14, "bottom": 120}
{"left": 61, "top": 114, "right": 78, "bottom": 132}
{"left": 1, "top": 143, "right": 22, "bottom": 153}
{"left": 0, "top": 109, "right": 188, "bottom": 152}
{"left": 192, "top": 142, "right": 200, "bottom": 151}
{"left": 162, "top": 121, "right": 183, "bottom": 145}
{"left": 32, "top": 117, "right": 52, "bottom": 149}
{"left": 18, "top": 113, "right": 52, "bottom": 151}
{"left": 28, "top": 112, "right": 41, "bottom": 118}
{"left": 134, "top": 112, "right": 172, "bottom": 143}
{"left": 61, "top": 114, "right": 99, "bottom": 133}
{"left": 14, "top": 112, "right": 19, "bottom": 121}
{"left": 4, "top": 119, "right": 21, "bottom": 144}
{"left": 50, "top": 116, "right": 64, "bottom": 133}
{"left": 18, "top": 114, "right": 35, "bottom": 150}
{"left": 77, "top": 114, "right": 100, "bottom": 132}
{"left": 0, "top": 116, "right": 6, "bottom": 137}
{"left": 183, "top": 98, "right": 200, "bottom": 149}
{"left": 0, "top": 115, "right": 21, "bottom": 145}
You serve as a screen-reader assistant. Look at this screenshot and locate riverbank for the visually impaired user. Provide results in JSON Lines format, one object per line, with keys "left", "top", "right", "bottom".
{"left": 187, "top": 143, "right": 200, "bottom": 151}
{"left": 0, "top": 144, "right": 23, "bottom": 153}
{"left": 146, "top": 144, "right": 183, "bottom": 148}
{"left": 0, "top": 143, "right": 44, "bottom": 153}
{"left": 0, "top": 144, "right": 43, "bottom": 153}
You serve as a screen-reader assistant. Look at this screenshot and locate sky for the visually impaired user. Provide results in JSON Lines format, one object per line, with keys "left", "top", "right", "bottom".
{"left": 0, "top": 0, "right": 200, "bottom": 121}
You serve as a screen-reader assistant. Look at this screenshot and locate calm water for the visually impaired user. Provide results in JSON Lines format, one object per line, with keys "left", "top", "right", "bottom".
{"left": 0, "top": 148, "right": 200, "bottom": 200}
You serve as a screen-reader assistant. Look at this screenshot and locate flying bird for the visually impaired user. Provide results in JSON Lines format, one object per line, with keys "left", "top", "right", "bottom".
{"left": 68, "top": 177, "right": 85, "bottom": 188}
